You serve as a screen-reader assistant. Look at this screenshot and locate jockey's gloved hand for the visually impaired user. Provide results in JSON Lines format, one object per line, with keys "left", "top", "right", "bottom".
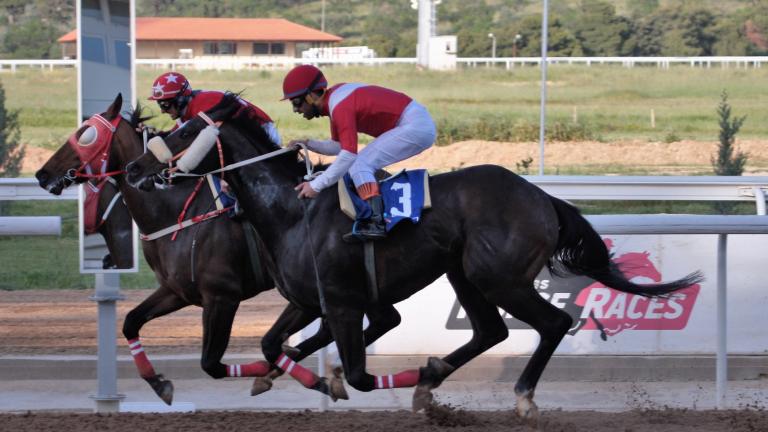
{"left": 135, "top": 123, "right": 157, "bottom": 135}
{"left": 287, "top": 139, "right": 308, "bottom": 151}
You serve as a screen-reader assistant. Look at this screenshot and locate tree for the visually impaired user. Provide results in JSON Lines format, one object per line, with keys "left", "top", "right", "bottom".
{"left": 3, "top": 20, "right": 59, "bottom": 59}
{"left": 0, "top": 82, "right": 24, "bottom": 178}
{"left": 572, "top": 0, "right": 634, "bottom": 56}
{"left": 712, "top": 90, "right": 747, "bottom": 177}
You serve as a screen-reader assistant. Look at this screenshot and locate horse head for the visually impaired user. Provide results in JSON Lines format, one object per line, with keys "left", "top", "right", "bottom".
{"left": 36, "top": 93, "right": 147, "bottom": 194}
{"left": 125, "top": 92, "right": 287, "bottom": 191}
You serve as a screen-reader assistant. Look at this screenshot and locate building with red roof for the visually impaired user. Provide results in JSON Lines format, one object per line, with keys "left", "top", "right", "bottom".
{"left": 58, "top": 17, "right": 343, "bottom": 59}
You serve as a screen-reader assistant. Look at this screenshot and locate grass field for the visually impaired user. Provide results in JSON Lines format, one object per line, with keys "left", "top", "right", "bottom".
{"left": 3, "top": 64, "right": 768, "bottom": 151}
{"left": 1, "top": 64, "right": 766, "bottom": 290}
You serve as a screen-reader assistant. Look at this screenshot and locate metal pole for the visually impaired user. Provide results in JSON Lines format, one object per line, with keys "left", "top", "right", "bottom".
{"left": 90, "top": 273, "right": 125, "bottom": 412}
{"left": 417, "top": 0, "right": 431, "bottom": 68}
{"left": 321, "top": 0, "right": 326, "bottom": 32}
{"left": 538, "top": 0, "right": 549, "bottom": 175}
{"left": 716, "top": 234, "right": 727, "bottom": 409}
{"left": 318, "top": 346, "right": 328, "bottom": 412}
{"left": 753, "top": 187, "right": 766, "bottom": 215}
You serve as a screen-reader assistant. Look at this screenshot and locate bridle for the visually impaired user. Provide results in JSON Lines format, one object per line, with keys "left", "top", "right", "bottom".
{"left": 65, "top": 113, "right": 127, "bottom": 183}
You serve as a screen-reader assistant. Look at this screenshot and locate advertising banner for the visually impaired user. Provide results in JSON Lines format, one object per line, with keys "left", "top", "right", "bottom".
{"left": 339, "top": 234, "right": 768, "bottom": 355}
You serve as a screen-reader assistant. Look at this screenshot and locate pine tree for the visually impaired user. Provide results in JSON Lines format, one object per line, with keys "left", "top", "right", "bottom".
{"left": 712, "top": 90, "right": 747, "bottom": 176}
{"left": 0, "top": 82, "right": 24, "bottom": 178}
{"left": 712, "top": 90, "right": 747, "bottom": 214}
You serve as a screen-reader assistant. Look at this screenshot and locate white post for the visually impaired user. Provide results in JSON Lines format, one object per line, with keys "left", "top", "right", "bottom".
{"left": 417, "top": 0, "right": 431, "bottom": 68}
{"left": 538, "top": 0, "right": 549, "bottom": 175}
{"left": 90, "top": 273, "right": 125, "bottom": 412}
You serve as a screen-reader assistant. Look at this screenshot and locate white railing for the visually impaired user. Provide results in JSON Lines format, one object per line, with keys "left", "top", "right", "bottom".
{"left": 0, "top": 178, "right": 66, "bottom": 235}
{"left": 459, "top": 56, "right": 768, "bottom": 69}
{"left": 4, "top": 56, "right": 767, "bottom": 72}
{"left": 0, "top": 59, "right": 76, "bottom": 72}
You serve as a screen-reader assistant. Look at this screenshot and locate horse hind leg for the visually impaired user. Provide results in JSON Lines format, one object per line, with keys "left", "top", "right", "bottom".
{"left": 122, "top": 287, "right": 189, "bottom": 405}
{"left": 413, "top": 269, "right": 509, "bottom": 412}
{"left": 486, "top": 281, "right": 572, "bottom": 424}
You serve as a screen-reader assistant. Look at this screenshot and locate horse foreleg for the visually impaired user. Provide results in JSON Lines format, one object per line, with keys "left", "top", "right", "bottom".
{"left": 413, "top": 270, "right": 509, "bottom": 411}
{"left": 496, "top": 285, "right": 572, "bottom": 424}
{"left": 122, "top": 287, "right": 189, "bottom": 405}
{"left": 260, "top": 304, "right": 342, "bottom": 398}
{"left": 275, "top": 304, "right": 400, "bottom": 400}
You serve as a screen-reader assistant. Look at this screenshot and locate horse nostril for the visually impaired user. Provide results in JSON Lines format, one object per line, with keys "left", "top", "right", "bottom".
{"left": 35, "top": 170, "right": 48, "bottom": 184}
{"left": 126, "top": 162, "right": 138, "bottom": 176}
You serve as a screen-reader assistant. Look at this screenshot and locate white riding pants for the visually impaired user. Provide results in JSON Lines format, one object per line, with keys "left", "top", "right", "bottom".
{"left": 349, "top": 101, "right": 436, "bottom": 187}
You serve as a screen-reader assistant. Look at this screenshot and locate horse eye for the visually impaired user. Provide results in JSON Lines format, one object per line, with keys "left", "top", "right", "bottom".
{"left": 77, "top": 126, "right": 97, "bottom": 146}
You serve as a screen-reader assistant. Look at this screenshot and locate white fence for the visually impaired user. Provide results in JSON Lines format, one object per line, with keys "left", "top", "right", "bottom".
{"left": 2, "top": 56, "right": 767, "bottom": 72}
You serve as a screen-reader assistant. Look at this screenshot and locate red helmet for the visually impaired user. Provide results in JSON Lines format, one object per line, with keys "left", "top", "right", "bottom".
{"left": 282, "top": 65, "right": 327, "bottom": 100}
{"left": 148, "top": 72, "right": 191, "bottom": 100}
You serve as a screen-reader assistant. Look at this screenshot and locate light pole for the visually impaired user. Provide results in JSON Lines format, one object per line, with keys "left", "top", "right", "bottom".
{"left": 488, "top": 32, "right": 496, "bottom": 58}
{"left": 513, "top": 33, "right": 522, "bottom": 57}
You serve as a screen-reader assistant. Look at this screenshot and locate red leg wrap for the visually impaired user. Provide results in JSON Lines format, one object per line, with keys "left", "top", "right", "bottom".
{"left": 276, "top": 353, "right": 319, "bottom": 388}
{"left": 225, "top": 361, "right": 271, "bottom": 377}
{"left": 128, "top": 338, "right": 156, "bottom": 378}
{"left": 374, "top": 369, "right": 420, "bottom": 389}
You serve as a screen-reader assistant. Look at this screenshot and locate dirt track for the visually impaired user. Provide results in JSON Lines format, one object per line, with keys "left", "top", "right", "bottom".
{"left": 1, "top": 407, "right": 766, "bottom": 432}
{"left": 0, "top": 289, "right": 287, "bottom": 356}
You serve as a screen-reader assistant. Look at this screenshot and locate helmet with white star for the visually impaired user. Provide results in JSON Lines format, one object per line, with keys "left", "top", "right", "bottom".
{"left": 148, "top": 72, "right": 191, "bottom": 100}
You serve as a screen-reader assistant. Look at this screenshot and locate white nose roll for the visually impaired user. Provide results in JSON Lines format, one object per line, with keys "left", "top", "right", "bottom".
{"left": 147, "top": 136, "right": 173, "bottom": 163}
{"left": 176, "top": 125, "right": 219, "bottom": 173}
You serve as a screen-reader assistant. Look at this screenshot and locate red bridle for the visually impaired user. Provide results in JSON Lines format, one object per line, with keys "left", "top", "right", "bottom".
{"left": 66, "top": 113, "right": 126, "bottom": 181}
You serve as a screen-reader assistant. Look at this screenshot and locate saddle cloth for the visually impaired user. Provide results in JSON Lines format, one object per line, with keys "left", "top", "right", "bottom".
{"left": 338, "top": 169, "right": 431, "bottom": 232}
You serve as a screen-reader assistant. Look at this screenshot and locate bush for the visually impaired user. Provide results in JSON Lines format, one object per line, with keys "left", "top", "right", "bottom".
{"left": 436, "top": 117, "right": 594, "bottom": 145}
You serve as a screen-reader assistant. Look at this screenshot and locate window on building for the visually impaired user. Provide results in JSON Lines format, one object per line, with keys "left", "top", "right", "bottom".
{"left": 203, "top": 42, "right": 237, "bottom": 55}
{"left": 252, "top": 43, "right": 269, "bottom": 55}
{"left": 219, "top": 42, "right": 236, "bottom": 55}
{"left": 271, "top": 43, "right": 285, "bottom": 55}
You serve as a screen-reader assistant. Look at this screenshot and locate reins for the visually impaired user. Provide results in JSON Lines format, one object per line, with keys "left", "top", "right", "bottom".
{"left": 159, "top": 111, "right": 317, "bottom": 182}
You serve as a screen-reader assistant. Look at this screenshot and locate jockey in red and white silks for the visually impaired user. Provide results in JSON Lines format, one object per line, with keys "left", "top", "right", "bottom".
{"left": 148, "top": 72, "right": 281, "bottom": 145}
{"left": 282, "top": 65, "right": 436, "bottom": 242}
{"left": 307, "top": 83, "right": 435, "bottom": 193}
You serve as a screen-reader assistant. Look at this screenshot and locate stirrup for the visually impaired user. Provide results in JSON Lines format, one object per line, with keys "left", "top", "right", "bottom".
{"left": 343, "top": 220, "right": 386, "bottom": 243}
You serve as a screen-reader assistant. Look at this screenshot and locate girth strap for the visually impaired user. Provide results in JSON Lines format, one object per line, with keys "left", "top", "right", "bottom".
{"left": 364, "top": 241, "right": 379, "bottom": 303}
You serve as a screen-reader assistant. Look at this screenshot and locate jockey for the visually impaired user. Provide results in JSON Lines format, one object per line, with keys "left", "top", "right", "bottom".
{"left": 283, "top": 65, "right": 436, "bottom": 243}
{"left": 147, "top": 71, "right": 281, "bottom": 145}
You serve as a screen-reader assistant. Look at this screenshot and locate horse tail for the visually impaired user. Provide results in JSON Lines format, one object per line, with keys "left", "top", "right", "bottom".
{"left": 548, "top": 196, "right": 703, "bottom": 297}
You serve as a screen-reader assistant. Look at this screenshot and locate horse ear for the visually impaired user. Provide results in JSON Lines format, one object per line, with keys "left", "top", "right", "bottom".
{"left": 106, "top": 93, "right": 123, "bottom": 120}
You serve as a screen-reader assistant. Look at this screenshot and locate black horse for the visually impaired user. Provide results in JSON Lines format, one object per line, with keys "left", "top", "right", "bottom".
{"left": 125, "top": 93, "right": 702, "bottom": 421}
{"left": 37, "top": 94, "right": 401, "bottom": 404}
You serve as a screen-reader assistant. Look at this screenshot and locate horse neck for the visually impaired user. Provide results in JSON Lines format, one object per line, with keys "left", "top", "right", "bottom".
{"left": 220, "top": 128, "right": 307, "bottom": 246}
{"left": 112, "top": 127, "right": 212, "bottom": 234}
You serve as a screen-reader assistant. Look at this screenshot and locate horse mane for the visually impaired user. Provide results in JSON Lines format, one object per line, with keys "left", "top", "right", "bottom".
{"left": 217, "top": 92, "right": 317, "bottom": 176}
{"left": 127, "top": 102, "right": 153, "bottom": 129}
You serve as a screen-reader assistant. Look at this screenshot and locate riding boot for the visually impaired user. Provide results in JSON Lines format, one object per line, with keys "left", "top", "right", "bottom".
{"left": 343, "top": 195, "right": 387, "bottom": 243}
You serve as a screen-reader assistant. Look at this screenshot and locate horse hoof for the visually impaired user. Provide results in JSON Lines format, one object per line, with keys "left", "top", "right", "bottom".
{"left": 329, "top": 374, "right": 349, "bottom": 401}
{"left": 147, "top": 376, "right": 174, "bottom": 406}
{"left": 251, "top": 376, "right": 273, "bottom": 396}
{"left": 515, "top": 397, "right": 540, "bottom": 424}
{"left": 412, "top": 384, "right": 434, "bottom": 412}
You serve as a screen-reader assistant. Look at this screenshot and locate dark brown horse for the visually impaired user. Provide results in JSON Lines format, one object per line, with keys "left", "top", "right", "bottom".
{"left": 37, "top": 94, "right": 402, "bottom": 404}
{"left": 90, "top": 178, "right": 134, "bottom": 269}
{"left": 124, "top": 93, "right": 703, "bottom": 421}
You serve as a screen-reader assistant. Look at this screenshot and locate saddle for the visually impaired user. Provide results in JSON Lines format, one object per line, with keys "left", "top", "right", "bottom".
{"left": 337, "top": 169, "right": 432, "bottom": 230}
